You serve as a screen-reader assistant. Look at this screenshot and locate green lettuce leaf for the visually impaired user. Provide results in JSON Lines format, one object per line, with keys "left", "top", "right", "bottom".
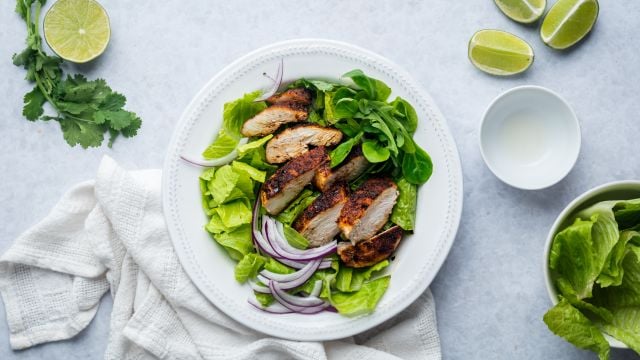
{"left": 264, "top": 257, "right": 295, "bottom": 274}
{"left": 237, "top": 135, "right": 273, "bottom": 157}
{"left": 598, "top": 231, "right": 640, "bottom": 288}
{"left": 254, "top": 292, "right": 274, "bottom": 307}
{"left": 613, "top": 200, "right": 640, "bottom": 230}
{"left": 234, "top": 253, "right": 266, "bottom": 283}
{"left": 603, "top": 307, "right": 640, "bottom": 353}
{"left": 202, "top": 130, "right": 238, "bottom": 159}
{"left": 335, "top": 260, "right": 389, "bottom": 292}
{"left": 592, "top": 245, "right": 640, "bottom": 309}
{"left": 342, "top": 69, "right": 391, "bottom": 102}
{"left": 275, "top": 190, "right": 318, "bottom": 226}
{"left": 391, "top": 178, "right": 417, "bottom": 231}
{"left": 282, "top": 225, "right": 308, "bottom": 250}
{"left": 330, "top": 276, "right": 390, "bottom": 316}
{"left": 232, "top": 161, "right": 266, "bottom": 183}
{"left": 222, "top": 90, "right": 266, "bottom": 137}
{"left": 213, "top": 224, "right": 253, "bottom": 261}
{"left": 391, "top": 97, "right": 418, "bottom": 134}
{"left": 543, "top": 299, "right": 610, "bottom": 360}
{"left": 215, "top": 200, "right": 252, "bottom": 229}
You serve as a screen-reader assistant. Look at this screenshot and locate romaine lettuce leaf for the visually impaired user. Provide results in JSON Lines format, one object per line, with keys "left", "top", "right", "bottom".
{"left": 237, "top": 135, "right": 273, "bottom": 157}
{"left": 213, "top": 224, "right": 253, "bottom": 261}
{"left": 282, "top": 225, "right": 308, "bottom": 250}
{"left": 603, "top": 307, "right": 640, "bottom": 353}
{"left": 391, "top": 178, "right": 417, "bottom": 231}
{"left": 234, "top": 253, "right": 266, "bottom": 283}
{"left": 335, "top": 260, "right": 389, "bottom": 292}
{"left": 215, "top": 200, "right": 252, "bottom": 229}
{"left": 598, "top": 231, "right": 640, "bottom": 288}
{"left": 232, "top": 161, "right": 266, "bottom": 183}
{"left": 613, "top": 199, "right": 640, "bottom": 230}
{"left": 330, "top": 276, "right": 390, "bottom": 316}
{"left": 222, "top": 90, "right": 266, "bottom": 138}
{"left": 543, "top": 299, "right": 610, "bottom": 360}
{"left": 275, "top": 190, "right": 318, "bottom": 226}
{"left": 263, "top": 257, "right": 294, "bottom": 274}
{"left": 202, "top": 130, "right": 238, "bottom": 159}
{"left": 592, "top": 245, "right": 640, "bottom": 308}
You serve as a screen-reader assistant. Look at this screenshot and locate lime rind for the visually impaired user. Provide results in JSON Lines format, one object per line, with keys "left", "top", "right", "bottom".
{"left": 44, "top": 0, "right": 111, "bottom": 63}
{"left": 540, "top": 0, "right": 599, "bottom": 50}
{"left": 468, "top": 30, "right": 534, "bottom": 76}
{"left": 495, "top": 0, "right": 547, "bottom": 24}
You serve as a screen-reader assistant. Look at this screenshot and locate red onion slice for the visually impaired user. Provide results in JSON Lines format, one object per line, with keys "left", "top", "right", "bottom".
{"left": 180, "top": 138, "right": 248, "bottom": 168}
{"left": 248, "top": 297, "right": 291, "bottom": 314}
{"left": 260, "top": 259, "right": 320, "bottom": 283}
{"left": 249, "top": 281, "right": 270, "bottom": 294}
{"left": 263, "top": 217, "right": 337, "bottom": 261}
{"left": 254, "top": 58, "right": 284, "bottom": 102}
{"left": 269, "top": 281, "right": 327, "bottom": 309}
{"left": 310, "top": 280, "right": 323, "bottom": 298}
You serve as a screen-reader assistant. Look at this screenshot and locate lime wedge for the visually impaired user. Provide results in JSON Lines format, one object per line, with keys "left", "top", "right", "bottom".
{"left": 468, "top": 30, "right": 534, "bottom": 76}
{"left": 44, "top": 0, "right": 111, "bottom": 63}
{"left": 495, "top": 0, "right": 546, "bottom": 24}
{"left": 541, "top": 0, "right": 599, "bottom": 50}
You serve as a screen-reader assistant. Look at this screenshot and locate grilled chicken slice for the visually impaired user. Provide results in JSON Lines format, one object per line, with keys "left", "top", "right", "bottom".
{"left": 266, "top": 125, "right": 343, "bottom": 164}
{"left": 293, "top": 183, "right": 349, "bottom": 247}
{"left": 267, "top": 88, "right": 312, "bottom": 106}
{"left": 314, "top": 145, "right": 369, "bottom": 191}
{"left": 261, "top": 147, "right": 329, "bottom": 215}
{"left": 338, "top": 177, "right": 399, "bottom": 243}
{"left": 337, "top": 226, "right": 403, "bottom": 268}
{"left": 241, "top": 104, "right": 308, "bottom": 137}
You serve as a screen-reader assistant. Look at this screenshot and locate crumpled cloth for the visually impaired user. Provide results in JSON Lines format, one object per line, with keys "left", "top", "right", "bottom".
{"left": 0, "top": 156, "right": 441, "bottom": 359}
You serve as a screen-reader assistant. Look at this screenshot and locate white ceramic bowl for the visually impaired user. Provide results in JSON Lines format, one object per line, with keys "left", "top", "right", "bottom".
{"left": 544, "top": 180, "right": 640, "bottom": 349}
{"left": 479, "top": 86, "right": 581, "bottom": 190}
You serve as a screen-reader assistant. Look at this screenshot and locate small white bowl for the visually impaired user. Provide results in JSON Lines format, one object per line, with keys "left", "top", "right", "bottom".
{"left": 479, "top": 86, "right": 581, "bottom": 190}
{"left": 544, "top": 180, "right": 640, "bottom": 349}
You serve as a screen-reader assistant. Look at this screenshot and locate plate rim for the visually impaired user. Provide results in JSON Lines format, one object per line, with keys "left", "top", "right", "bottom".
{"left": 162, "top": 38, "right": 464, "bottom": 341}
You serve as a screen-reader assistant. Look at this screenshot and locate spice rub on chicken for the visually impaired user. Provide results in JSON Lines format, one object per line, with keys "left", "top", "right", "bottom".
{"left": 337, "top": 226, "right": 403, "bottom": 268}
{"left": 266, "top": 88, "right": 312, "bottom": 106}
{"left": 261, "top": 147, "right": 329, "bottom": 215}
{"left": 314, "top": 145, "right": 369, "bottom": 192}
{"left": 240, "top": 103, "right": 308, "bottom": 137}
{"left": 338, "top": 177, "right": 399, "bottom": 243}
{"left": 265, "top": 125, "right": 343, "bottom": 164}
{"left": 293, "top": 182, "right": 349, "bottom": 248}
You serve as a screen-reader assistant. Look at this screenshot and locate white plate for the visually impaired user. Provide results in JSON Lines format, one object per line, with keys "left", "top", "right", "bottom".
{"left": 162, "top": 39, "right": 463, "bottom": 341}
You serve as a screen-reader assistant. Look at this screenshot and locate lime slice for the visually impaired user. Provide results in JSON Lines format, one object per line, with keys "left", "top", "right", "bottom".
{"left": 44, "top": 0, "right": 111, "bottom": 63}
{"left": 540, "top": 0, "right": 599, "bottom": 50}
{"left": 494, "top": 0, "right": 546, "bottom": 24}
{"left": 468, "top": 30, "right": 534, "bottom": 76}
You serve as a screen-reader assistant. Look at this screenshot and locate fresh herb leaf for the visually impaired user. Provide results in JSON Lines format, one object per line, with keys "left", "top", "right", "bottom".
{"left": 12, "top": 0, "right": 141, "bottom": 148}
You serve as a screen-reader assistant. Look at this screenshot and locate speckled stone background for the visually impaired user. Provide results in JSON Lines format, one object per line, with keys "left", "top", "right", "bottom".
{"left": 1, "top": 1, "right": 639, "bottom": 359}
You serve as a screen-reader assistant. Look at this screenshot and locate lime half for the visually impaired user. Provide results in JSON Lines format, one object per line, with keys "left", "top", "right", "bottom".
{"left": 541, "top": 0, "right": 599, "bottom": 50}
{"left": 468, "top": 30, "right": 534, "bottom": 76}
{"left": 495, "top": 0, "right": 546, "bottom": 24}
{"left": 44, "top": 0, "right": 111, "bottom": 63}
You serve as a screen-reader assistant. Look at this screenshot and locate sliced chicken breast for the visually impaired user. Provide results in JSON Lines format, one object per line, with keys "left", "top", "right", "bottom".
{"left": 293, "top": 183, "right": 349, "bottom": 247}
{"left": 267, "top": 88, "right": 312, "bottom": 106}
{"left": 261, "top": 147, "right": 329, "bottom": 215}
{"left": 337, "top": 226, "right": 403, "bottom": 268}
{"left": 314, "top": 145, "right": 369, "bottom": 191}
{"left": 266, "top": 125, "right": 343, "bottom": 164}
{"left": 241, "top": 104, "right": 308, "bottom": 137}
{"left": 338, "top": 177, "right": 399, "bottom": 243}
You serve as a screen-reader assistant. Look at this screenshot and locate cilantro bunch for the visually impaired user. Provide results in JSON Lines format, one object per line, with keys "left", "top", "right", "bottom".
{"left": 12, "top": 0, "right": 141, "bottom": 148}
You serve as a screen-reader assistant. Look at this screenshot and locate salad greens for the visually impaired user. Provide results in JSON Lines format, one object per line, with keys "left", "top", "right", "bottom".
{"left": 545, "top": 198, "right": 640, "bottom": 358}
{"left": 13, "top": 0, "right": 141, "bottom": 148}
{"left": 199, "top": 70, "right": 430, "bottom": 316}
{"left": 290, "top": 71, "right": 433, "bottom": 185}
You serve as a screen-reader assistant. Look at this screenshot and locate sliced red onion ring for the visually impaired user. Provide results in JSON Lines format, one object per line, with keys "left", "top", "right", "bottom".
{"left": 254, "top": 58, "right": 283, "bottom": 102}
{"left": 310, "top": 280, "right": 323, "bottom": 297}
{"left": 248, "top": 297, "right": 291, "bottom": 314}
{"left": 269, "top": 281, "right": 327, "bottom": 310}
{"left": 263, "top": 217, "right": 337, "bottom": 261}
{"left": 249, "top": 281, "right": 270, "bottom": 294}
{"left": 180, "top": 138, "right": 248, "bottom": 168}
{"left": 260, "top": 259, "right": 319, "bottom": 283}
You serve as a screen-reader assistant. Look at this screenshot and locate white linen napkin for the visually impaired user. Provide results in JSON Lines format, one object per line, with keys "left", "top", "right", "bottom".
{"left": 0, "top": 156, "right": 441, "bottom": 360}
